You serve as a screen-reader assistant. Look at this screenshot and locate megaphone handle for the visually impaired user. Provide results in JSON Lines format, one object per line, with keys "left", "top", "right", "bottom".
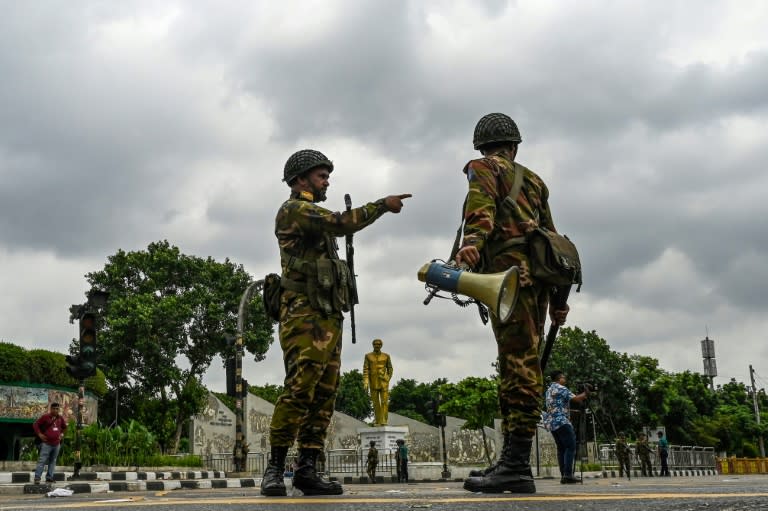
{"left": 423, "top": 287, "right": 439, "bottom": 305}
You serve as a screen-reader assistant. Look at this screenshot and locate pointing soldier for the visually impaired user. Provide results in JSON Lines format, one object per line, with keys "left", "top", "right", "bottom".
{"left": 260, "top": 149, "right": 411, "bottom": 497}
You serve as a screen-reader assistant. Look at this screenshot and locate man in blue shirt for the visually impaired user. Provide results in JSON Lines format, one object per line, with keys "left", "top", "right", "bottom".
{"left": 657, "top": 431, "right": 670, "bottom": 476}
{"left": 542, "top": 371, "right": 590, "bottom": 484}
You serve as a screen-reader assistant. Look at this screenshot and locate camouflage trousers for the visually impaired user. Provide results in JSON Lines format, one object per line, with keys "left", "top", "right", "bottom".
{"left": 366, "top": 460, "right": 377, "bottom": 480}
{"left": 491, "top": 279, "right": 547, "bottom": 438}
{"left": 269, "top": 292, "right": 343, "bottom": 449}
{"left": 617, "top": 455, "right": 631, "bottom": 477}
{"left": 639, "top": 454, "right": 653, "bottom": 476}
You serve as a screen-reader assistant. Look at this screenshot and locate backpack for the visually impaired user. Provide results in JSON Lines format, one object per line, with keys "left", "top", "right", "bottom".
{"left": 502, "top": 164, "right": 582, "bottom": 290}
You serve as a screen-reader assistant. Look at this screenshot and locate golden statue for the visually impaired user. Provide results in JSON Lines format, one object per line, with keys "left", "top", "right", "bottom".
{"left": 363, "top": 339, "right": 393, "bottom": 426}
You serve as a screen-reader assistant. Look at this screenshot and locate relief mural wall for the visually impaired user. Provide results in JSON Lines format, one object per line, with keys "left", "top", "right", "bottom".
{"left": 190, "top": 392, "right": 511, "bottom": 466}
{"left": 0, "top": 384, "right": 97, "bottom": 425}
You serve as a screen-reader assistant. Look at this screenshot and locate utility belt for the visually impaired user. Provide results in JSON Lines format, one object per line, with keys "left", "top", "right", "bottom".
{"left": 282, "top": 257, "right": 353, "bottom": 315}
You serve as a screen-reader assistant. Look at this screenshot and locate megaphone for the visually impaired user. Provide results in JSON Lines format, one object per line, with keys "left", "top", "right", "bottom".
{"left": 417, "top": 261, "right": 520, "bottom": 324}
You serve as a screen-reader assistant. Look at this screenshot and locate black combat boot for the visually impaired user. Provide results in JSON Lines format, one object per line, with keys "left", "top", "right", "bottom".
{"left": 292, "top": 448, "right": 343, "bottom": 495}
{"left": 260, "top": 446, "right": 288, "bottom": 496}
{"left": 468, "top": 434, "right": 510, "bottom": 477}
{"left": 463, "top": 433, "right": 535, "bottom": 494}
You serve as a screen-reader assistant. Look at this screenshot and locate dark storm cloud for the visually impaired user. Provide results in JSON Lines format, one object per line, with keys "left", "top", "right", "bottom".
{"left": 0, "top": 3, "right": 244, "bottom": 257}
{"left": 1, "top": 0, "right": 767, "bottom": 388}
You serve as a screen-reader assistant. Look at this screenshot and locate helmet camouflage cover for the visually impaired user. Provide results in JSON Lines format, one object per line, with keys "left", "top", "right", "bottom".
{"left": 283, "top": 149, "right": 334, "bottom": 184}
{"left": 472, "top": 113, "right": 522, "bottom": 149}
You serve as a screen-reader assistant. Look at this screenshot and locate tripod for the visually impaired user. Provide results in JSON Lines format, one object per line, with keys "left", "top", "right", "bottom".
{"left": 571, "top": 396, "right": 610, "bottom": 482}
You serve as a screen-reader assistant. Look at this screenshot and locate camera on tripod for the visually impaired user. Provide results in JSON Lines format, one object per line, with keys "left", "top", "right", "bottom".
{"left": 576, "top": 382, "right": 598, "bottom": 393}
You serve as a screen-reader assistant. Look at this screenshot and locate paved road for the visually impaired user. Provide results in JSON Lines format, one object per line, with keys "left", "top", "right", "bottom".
{"left": 0, "top": 475, "right": 766, "bottom": 510}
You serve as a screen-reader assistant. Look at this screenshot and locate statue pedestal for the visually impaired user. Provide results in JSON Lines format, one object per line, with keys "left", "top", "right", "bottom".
{"left": 358, "top": 426, "right": 408, "bottom": 451}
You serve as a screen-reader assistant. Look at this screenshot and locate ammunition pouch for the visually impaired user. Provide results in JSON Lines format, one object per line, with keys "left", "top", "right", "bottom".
{"left": 307, "top": 259, "right": 352, "bottom": 315}
{"left": 262, "top": 273, "right": 283, "bottom": 322}
{"left": 527, "top": 228, "right": 582, "bottom": 289}
{"left": 281, "top": 258, "right": 353, "bottom": 316}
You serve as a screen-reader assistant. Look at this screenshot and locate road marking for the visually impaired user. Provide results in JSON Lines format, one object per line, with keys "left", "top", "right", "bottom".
{"left": 15, "top": 492, "right": 768, "bottom": 508}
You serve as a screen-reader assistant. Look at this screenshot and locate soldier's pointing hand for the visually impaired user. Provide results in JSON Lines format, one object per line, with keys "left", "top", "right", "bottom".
{"left": 384, "top": 194, "right": 412, "bottom": 213}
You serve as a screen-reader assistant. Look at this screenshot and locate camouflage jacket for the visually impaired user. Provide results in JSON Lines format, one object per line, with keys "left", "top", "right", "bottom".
{"left": 615, "top": 438, "right": 630, "bottom": 458}
{"left": 636, "top": 438, "right": 653, "bottom": 456}
{"left": 275, "top": 191, "right": 388, "bottom": 283}
{"left": 461, "top": 151, "right": 555, "bottom": 275}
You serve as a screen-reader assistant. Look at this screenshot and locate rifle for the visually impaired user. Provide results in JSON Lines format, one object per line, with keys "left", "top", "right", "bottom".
{"left": 344, "top": 194, "right": 359, "bottom": 343}
{"left": 539, "top": 284, "right": 571, "bottom": 371}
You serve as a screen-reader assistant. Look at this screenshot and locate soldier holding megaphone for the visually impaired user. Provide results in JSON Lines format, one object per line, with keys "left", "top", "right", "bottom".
{"left": 422, "top": 113, "right": 570, "bottom": 494}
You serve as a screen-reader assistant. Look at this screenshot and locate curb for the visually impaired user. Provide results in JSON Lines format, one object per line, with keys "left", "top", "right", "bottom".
{"left": 600, "top": 469, "right": 718, "bottom": 478}
{"left": 0, "top": 470, "right": 227, "bottom": 484}
{"left": 2, "top": 478, "right": 262, "bottom": 496}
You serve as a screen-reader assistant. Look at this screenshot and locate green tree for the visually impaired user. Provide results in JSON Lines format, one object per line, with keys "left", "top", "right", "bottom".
{"left": 0, "top": 343, "right": 107, "bottom": 396}
{"left": 547, "top": 327, "right": 633, "bottom": 440}
{"left": 626, "top": 354, "right": 665, "bottom": 429}
{"left": 439, "top": 376, "right": 498, "bottom": 464}
{"left": 85, "top": 240, "right": 274, "bottom": 452}
{"left": 335, "top": 370, "right": 372, "bottom": 421}
{"left": 389, "top": 378, "right": 447, "bottom": 423}
{"left": 0, "top": 342, "right": 28, "bottom": 382}
{"left": 249, "top": 383, "right": 284, "bottom": 405}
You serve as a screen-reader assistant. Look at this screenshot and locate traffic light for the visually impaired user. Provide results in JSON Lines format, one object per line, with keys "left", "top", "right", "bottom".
{"left": 78, "top": 312, "right": 97, "bottom": 377}
{"left": 65, "top": 354, "right": 83, "bottom": 379}
{"left": 226, "top": 356, "right": 236, "bottom": 397}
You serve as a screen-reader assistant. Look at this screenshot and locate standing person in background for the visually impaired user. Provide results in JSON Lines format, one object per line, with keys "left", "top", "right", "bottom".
{"left": 260, "top": 149, "right": 411, "bottom": 497}
{"left": 657, "top": 431, "right": 670, "bottom": 476}
{"left": 33, "top": 403, "right": 67, "bottom": 484}
{"left": 541, "top": 371, "right": 590, "bottom": 484}
{"left": 615, "top": 432, "right": 631, "bottom": 479}
{"left": 454, "top": 113, "right": 570, "bottom": 494}
{"left": 636, "top": 433, "right": 654, "bottom": 477}
{"left": 366, "top": 441, "right": 378, "bottom": 483}
{"left": 395, "top": 439, "right": 409, "bottom": 483}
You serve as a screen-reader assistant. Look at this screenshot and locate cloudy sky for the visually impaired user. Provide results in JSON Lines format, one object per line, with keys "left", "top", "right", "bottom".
{"left": 2, "top": 1, "right": 768, "bottom": 394}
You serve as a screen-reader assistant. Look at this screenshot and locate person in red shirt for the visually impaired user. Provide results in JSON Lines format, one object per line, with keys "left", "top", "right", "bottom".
{"left": 33, "top": 402, "right": 68, "bottom": 484}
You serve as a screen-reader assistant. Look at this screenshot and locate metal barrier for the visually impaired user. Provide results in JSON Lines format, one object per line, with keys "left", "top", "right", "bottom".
{"left": 598, "top": 444, "right": 716, "bottom": 474}
{"left": 201, "top": 449, "right": 399, "bottom": 477}
{"left": 201, "top": 452, "right": 266, "bottom": 473}
{"left": 325, "top": 449, "right": 398, "bottom": 475}
{"left": 717, "top": 457, "right": 768, "bottom": 474}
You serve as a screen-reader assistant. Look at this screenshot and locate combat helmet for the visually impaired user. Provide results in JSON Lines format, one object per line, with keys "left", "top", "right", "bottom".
{"left": 472, "top": 113, "right": 522, "bottom": 150}
{"left": 283, "top": 149, "right": 334, "bottom": 185}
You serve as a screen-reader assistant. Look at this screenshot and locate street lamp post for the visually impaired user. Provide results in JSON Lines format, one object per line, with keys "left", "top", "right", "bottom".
{"left": 232, "top": 280, "right": 264, "bottom": 473}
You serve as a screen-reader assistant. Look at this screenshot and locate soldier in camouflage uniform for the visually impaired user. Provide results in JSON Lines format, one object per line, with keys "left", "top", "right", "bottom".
{"left": 458, "top": 113, "right": 570, "bottom": 494}
{"left": 260, "top": 149, "right": 411, "bottom": 497}
{"left": 615, "top": 432, "right": 632, "bottom": 479}
{"left": 636, "top": 432, "right": 654, "bottom": 476}
{"left": 366, "top": 440, "right": 378, "bottom": 483}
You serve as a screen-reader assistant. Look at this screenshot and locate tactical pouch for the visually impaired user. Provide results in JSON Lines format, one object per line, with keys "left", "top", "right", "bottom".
{"left": 311, "top": 259, "right": 352, "bottom": 315}
{"left": 316, "top": 259, "right": 336, "bottom": 315}
{"left": 527, "top": 227, "right": 582, "bottom": 289}
{"left": 262, "top": 273, "right": 283, "bottom": 322}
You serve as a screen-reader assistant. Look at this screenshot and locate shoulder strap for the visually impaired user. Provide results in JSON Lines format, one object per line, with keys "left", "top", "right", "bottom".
{"left": 450, "top": 161, "right": 524, "bottom": 261}
{"left": 501, "top": 162, "right": 525, "bottom": 213}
